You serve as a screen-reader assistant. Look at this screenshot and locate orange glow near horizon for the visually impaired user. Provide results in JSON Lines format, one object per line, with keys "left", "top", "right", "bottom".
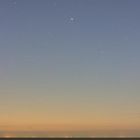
{"left": 0, "top": 121, "right": 140, "bottom": 132}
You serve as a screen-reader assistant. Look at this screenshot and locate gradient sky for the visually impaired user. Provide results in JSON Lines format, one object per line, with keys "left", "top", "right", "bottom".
{"left": 0, "top": 0, "right": 140, "bottom": 137}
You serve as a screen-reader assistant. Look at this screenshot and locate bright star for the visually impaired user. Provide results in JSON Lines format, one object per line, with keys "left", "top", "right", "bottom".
{"left": 70, "top": 17, "right": 74, "bottom": 21}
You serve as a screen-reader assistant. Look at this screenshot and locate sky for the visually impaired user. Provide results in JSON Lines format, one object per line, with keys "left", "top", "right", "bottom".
{"left": 0, "top": 0, "right": 140, "bottom": 137}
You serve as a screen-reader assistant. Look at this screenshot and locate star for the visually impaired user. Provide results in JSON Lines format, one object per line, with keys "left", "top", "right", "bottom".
{"left": 70, "top": 17, "right": 74, "bottom": 22}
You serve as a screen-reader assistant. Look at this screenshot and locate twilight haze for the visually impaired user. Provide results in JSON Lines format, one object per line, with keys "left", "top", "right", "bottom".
{"left": 0, "top": 0, "right": 140, "bottom": 137}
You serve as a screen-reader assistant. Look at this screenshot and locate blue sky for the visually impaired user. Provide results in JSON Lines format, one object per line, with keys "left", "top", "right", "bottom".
{"left": 0, "top": 0, "right": 140, "bottom": 137}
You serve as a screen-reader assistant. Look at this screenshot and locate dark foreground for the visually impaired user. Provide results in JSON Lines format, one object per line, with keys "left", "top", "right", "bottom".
{"left": 0, "top": 138, "right": 140, "bottom": 140}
